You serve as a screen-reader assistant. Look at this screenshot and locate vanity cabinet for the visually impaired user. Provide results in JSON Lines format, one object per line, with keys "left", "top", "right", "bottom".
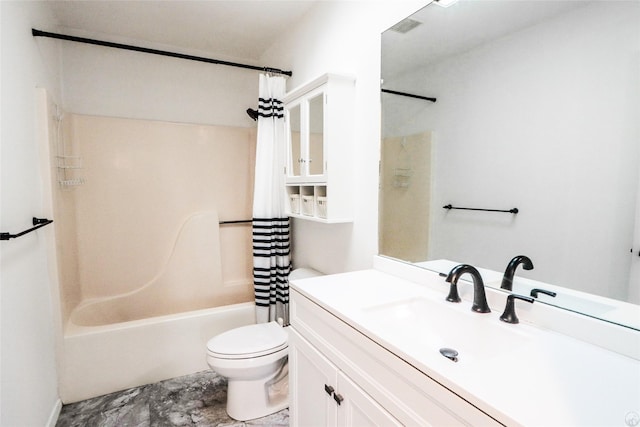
{"left": 290, "top": 288, "right": 503, "bottom": 427}
{"left": 289, "top": 329, "right": 401, "bottom": 427}
{"left": 283, "top": 74, "right": 355, "bottom": 223}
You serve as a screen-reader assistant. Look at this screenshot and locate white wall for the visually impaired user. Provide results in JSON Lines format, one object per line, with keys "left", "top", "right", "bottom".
{"left": 261, "top": 0, "right": 429, "bottom": 274}
{"left": 0, "top": 2, "right": 63, "bottom": 425}
{"left": 60, "top": 32, "right": 260, "bottom": 128}
{"left": 384, "top": 2, "right": 640, "bottom": 299}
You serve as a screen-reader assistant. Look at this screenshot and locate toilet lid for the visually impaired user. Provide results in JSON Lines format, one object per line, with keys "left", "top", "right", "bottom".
{"left": 207, "top": 321, "right": 288, "bottom": 359}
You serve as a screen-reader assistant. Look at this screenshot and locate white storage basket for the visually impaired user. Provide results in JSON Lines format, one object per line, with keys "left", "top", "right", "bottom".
{"left": 316, "top": 196, "right": 327, "bottom": 219}
{"left": 301, "top": 195, "right": 314, "bottom": 216}
{"left": 289, "top": 194, "right": 300, "bottom": 214}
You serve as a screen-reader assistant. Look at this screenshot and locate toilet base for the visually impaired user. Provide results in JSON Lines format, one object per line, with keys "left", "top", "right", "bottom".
{"left": 226, "top": 364, "right": 289, "bottom": 421}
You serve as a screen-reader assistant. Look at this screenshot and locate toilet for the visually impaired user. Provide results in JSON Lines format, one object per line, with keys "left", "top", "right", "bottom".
{"left": 206, "top": 267, "right": 322, "bottom": 421}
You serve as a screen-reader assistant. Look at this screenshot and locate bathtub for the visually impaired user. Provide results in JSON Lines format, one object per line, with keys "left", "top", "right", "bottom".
{"left": 55, "top": 211, "right": 257, "bottom": 403}
{"left": 37, "top": 106, "right": 260, "bottom": 403}
{"left": 59, "top": 302, "right": 255, "bottom": 403}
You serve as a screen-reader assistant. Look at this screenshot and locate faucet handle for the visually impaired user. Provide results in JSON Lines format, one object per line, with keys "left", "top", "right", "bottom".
{"left": 530, "top": 288, "right": 557, "bottom": 298}
{"left": 500, "top": 294, "right": 534, "bottom": 324}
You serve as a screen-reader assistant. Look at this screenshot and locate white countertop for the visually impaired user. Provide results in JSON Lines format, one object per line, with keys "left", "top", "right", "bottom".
{"left": 291, "top": 268, "right": 640, "bottom": 426}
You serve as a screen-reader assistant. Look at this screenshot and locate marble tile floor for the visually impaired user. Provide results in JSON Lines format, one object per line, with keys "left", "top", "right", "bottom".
{"left": 56, "top": 370, "right": 289, "bottom": 427}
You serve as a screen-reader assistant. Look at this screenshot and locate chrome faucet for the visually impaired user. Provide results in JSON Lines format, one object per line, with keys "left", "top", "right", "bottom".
{"left": 445, "top": 264, "right": 491, "bottom": 313}
{"left": 501, "top": 255, "right": 534, "bottom": 291}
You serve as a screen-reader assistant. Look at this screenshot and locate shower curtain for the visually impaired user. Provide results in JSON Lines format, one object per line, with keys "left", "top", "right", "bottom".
{"left": 252, "top": 74, "right": 291, "bottom": 325}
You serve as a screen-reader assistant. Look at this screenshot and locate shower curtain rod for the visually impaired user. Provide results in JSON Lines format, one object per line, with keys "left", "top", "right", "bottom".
{"left": 382, "top": 88, "right": 436, "bottom": 103}
{"left": 32, "top": 29, "right": 293, "bottom": 77}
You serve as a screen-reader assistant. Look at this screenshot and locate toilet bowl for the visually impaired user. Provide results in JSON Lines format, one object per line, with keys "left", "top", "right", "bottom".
{"left": 206, "top": 267, "right": 322, "bottom": 421}
{"left": 207, "top": 321, "right": 289, "bottom": 420}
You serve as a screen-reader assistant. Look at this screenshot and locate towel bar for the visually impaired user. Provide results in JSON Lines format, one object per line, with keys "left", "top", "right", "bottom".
{"left": 219, "top": 219, "right": 252, "bottom": 225}
{"left": 443, "top": 204, "right": 518, "bottom": 214}
{"left": 1, "top": 217, "right": 53, "bottom": 240}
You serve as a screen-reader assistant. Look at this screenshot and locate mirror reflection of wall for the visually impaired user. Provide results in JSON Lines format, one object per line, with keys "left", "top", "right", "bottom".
{"left": 379, "top": 131, "right": 432, "bottom": 262}
{"left": 380, "top": 1, "right": 640, "bottom": 309}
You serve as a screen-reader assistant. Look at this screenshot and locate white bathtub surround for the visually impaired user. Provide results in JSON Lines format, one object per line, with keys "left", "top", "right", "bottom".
{"left": 289, "top": 258, "right": 640, "bottom": 426}
{"left": 45, "top": 113, "right": 256, "bottom": 324}
{"left": 36, "top": 104, "right": 260, "bottom": 403}
{"left": 69, "top": 211, "right": 242, "bottom": 326}
{"left": 252, "top": 74, "right": 292, "bottom": 324}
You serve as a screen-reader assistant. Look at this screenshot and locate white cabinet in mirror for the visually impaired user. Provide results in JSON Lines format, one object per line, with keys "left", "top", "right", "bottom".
{"left": 379, "top": 0, "right": 640, "bottom": 330}
{"left": 284, "top": 74, "right": 355, "bottom": 223}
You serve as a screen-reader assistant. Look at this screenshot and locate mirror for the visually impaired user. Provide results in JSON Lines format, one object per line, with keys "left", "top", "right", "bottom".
{"left": 288, "top": 104, "right": 302, "bottom": 177}
{"left": 380, "top": 0, "right": 640, "bottom": 329}
{"left": 308, "top": 93, "right": 325, "bottom": 176}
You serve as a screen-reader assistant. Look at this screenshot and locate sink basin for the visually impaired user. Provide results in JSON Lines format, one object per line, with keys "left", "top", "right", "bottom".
{"left": 360, "top": 297, "right": 528, "bottom": 364}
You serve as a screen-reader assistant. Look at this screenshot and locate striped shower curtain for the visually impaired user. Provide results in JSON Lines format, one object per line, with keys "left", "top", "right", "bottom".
{"left": 252, "top": 74, "right": 291, "bottom": 325}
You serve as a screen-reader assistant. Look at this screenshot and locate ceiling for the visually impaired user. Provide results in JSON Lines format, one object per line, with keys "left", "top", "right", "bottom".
{"left": 47, "top": 0, "right": 318, "bottom": 61}
{"left": 382, "top": 0, "right": 592, "bottom": 80}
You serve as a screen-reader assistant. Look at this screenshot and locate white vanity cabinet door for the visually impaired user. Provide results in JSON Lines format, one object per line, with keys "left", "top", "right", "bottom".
{"left": 335, "top": 371, "right": 402, "bottom": 427}
{"left": 289, "top": 327, "right": 338, "bottom": 427}
{"left": 290, "top": 328, "right": 400, "bottom": 427}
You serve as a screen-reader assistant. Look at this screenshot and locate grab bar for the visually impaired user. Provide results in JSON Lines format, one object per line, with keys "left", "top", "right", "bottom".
{"left": 219, "top": 219, "right": 252, "bottom": 225}
{"left": 1, "top": 217, "right": 54, "bottom": 240}
{"left": 443, "top": 204, "right": 519, "bottom": 214}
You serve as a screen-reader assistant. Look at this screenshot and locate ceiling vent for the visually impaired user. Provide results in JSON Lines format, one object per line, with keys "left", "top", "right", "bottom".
{"left": 389, "top": 18, "right": 422, "bottom": 34}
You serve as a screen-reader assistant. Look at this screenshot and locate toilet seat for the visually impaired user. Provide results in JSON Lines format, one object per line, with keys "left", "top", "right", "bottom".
{"left": 206, "top": 321, "right": 288, "bottom": 360}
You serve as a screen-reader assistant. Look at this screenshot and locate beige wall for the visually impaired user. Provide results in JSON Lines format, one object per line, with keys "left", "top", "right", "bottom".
{"left": 52, "top": 114, "right": 255, "bottom": 323}
{"left": 380, "top": 132, "right": 432, "bottom": 262}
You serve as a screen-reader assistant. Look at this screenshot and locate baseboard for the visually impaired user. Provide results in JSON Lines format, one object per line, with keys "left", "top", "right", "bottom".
{"left": 46, "top": 399, "right": 62, "bottom": 427}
